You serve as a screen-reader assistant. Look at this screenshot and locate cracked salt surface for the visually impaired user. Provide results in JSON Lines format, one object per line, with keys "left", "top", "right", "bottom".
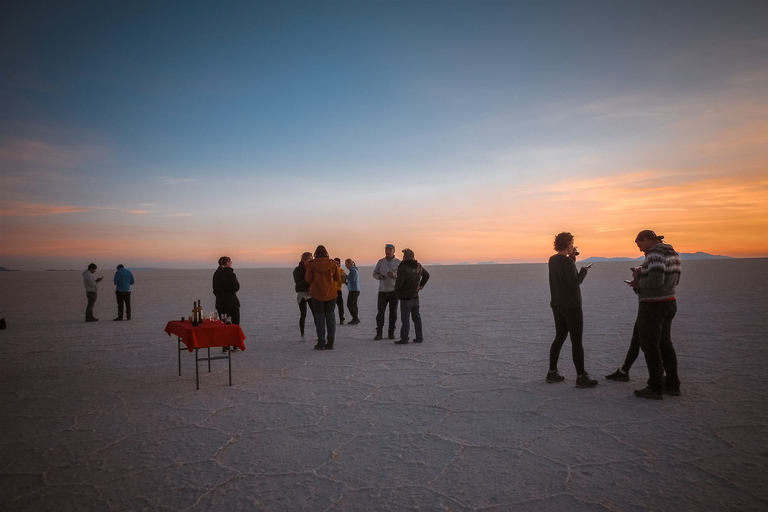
{"left": 1, "top": 260, "right": 767, "bottom": 510}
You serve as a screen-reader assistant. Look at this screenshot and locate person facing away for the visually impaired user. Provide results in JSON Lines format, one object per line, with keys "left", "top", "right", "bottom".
{"left": 113, "top": 264, "right": 135, "bottom": 321}
{"left": 305, "top": 245, "right": 340, "bottom": 351}
{"left": 344, "top": 258, "right": 360, "bottom": 324}
{"left": 372, "top": 243, "right": 401, "bottom": 340}
{"left": 546, "top": 232, "right": 598, "bottom": 388}
{"left": 333, "top": 257, "right": 347, "bottom": 324}
{"left": 293, "top": 251, "right": 315, "bottom": 342}
{"left": 628, "top": 229, "right": 682, "bottom": 400}
{"left": 394, "top": 248, "right": 430, "bottom": 344}
{"left": 82, "top": 263, "right": 103, "bottom": 322}
{"left": 212, "top": 256, "right": 241, "bottom": 353}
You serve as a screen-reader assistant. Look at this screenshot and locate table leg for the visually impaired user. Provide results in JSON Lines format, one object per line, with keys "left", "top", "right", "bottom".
{"left": 177, "top": 337, "right": 182, "bottom": 376}
{"left": 208, "top": 347, "right": 211, "bottom": 372}
{"left": 195, "top": 348, "right": 200, "bottom": 390}
{"left": 228, "top": 349, "right": 232, "bottom": 386}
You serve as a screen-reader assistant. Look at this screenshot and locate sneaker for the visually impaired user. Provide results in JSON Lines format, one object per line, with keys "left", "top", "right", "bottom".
{"left": 395, "top": 339, "right": 408, "bottom": 344}
{"left": 349, "top": 319, "right": 360, "bottom": 324}
{"left": 222, "top": 347, "right": 230, "bottom": 353}
{"left": 113, "top": 317, "right": 123, "bottom": 321}
{"left": 605, "top": 368, "right": 630, "bottom": 382}
{"left": 300, "top": 336, "right": 307, "bottom": 342}
{"left": 663, "top": 384, "right": 681, "bottom": 396}
{"left": 374, "top": 334, "right": 383, "bottom": 340}
{"left": 85, "top": 318, "right": 99, "bottom": 322}
{"left": 413, "top": 338, "right": 423, "bottom": 343}
{"left": 231, "top": 347, "right": 240, "bottom": 352}
{"left": 325, "top": 342, "right": 334, "bottom": 350}
{"left": 546, "top": 370, "right": 565, "bottom": 383}
{"left": 576, "top": 373, "right": 598, "bottom": 388}
{"left": 634, "top": 386, "right": 663, "bottom": 400}
{"left": 126, "top": 316, "right": 131, "bottom": 320}
{"left": 388, "top": 333, "right": 396, "bottom": 340}
{"left": 314, "top": 343, "right": 326, "bottom": 350}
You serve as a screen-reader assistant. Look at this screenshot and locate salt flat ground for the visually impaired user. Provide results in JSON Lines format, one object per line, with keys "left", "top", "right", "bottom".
{"left": 1, "top": 259, "right": 767, "bottom": 511}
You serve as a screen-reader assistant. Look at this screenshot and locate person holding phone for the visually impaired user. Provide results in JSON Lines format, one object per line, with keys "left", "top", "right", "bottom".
{"left": 546, "top": 232, "right": 597, "bottom": 388}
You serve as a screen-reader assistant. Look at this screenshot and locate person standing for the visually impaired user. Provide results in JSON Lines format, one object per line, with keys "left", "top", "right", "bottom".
{"left": 546, "top": 232, "right": 598, "bottom": 388}
{"left": 112, "top": 264, "right": 135, "bottom": 321}
{"left": 333, "top": 257, "right": 346, "bottom": 324}
{"left": 305, "top": 245, "right": 340, "bottom": 350}
{"left": 372, "top": 243, "right": 400, "bottom": 340}
{"left": 293, "top": 252, "right": 315, "bottom": 342}
{"left": 394, "top": 248, "right": 430, "bottom": 344}
{"left": 82, "top": 263, "right": 103, "bottom": 322}
{"left": 345, "top": 258, "right": 360, "bottom": 324}
{"left": 212, "top": 256, "right": 241, "bottom": 353}
{"left": 630, "top": 230, "right": 682, "bottom": 399}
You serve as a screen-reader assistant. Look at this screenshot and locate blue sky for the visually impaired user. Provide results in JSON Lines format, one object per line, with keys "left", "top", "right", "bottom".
{"left": 2, "top": 0, "right": 767, "bottom": 270}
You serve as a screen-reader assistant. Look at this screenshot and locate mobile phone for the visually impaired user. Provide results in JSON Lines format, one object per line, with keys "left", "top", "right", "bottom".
{"left": 585, "top": 263, "right": 593, "bottom": 268}
{"left": 624, "top": 279, "right": 632, "bottom": 283}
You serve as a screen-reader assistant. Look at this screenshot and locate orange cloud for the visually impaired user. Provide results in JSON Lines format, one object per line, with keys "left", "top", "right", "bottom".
{"left": 0, "top": 200, "right": 91, "bottom": 216}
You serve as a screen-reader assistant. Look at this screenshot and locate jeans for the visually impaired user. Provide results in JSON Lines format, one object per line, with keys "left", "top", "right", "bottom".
{"left": 638, "top": 300, "right": 679, "bottom": 392}
{"left": 298, "top": 297, "right": 314, "bottom": 336}
{"left": 312, "top": 298, "right": 336, "bottom": 345}
{"left": 621, "top": 321, "right": 641, "bottom": 373}
{"left": 115, "top": 291, "right": 131, "bottom": 319}
{"left": 549, "top": 305, "right": 586, "bottom": 375}
{"left": 85, "top": 292, "right": 97, "bottom": 320}
{"left": 399, "top": 298, "right": 422, "bottom": 341}
{"left": 376, "top": 291, "right": 398, "bottom": 335}
{"left": 336, "top": 290, "right": 345, "bottom": 322}
{"left": 347, "top": 290, "right": 360, "bottom": 321}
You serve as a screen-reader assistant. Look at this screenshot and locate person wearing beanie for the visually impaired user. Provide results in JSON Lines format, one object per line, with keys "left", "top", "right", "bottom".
{"left": 113, "top": 264, "right": 135, "bottom": 321}
{"left": 628, "top": 230, "right": 682, "bottom": 400}
{"left": 394, "top": 248, "right": 430, "bottom": 344}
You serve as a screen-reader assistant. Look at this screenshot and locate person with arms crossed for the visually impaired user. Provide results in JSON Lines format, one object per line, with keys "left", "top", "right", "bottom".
{"left": 394, "top": 248, "right": 430, "bottom": 344}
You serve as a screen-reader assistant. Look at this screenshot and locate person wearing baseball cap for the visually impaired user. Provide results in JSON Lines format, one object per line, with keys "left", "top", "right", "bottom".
{"left": 629, "top": 229, "right": 682, "bottom": 399}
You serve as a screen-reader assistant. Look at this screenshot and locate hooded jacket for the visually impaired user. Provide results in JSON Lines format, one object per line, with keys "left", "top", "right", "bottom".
{"left": 113, "top": 267, "right": 135, "bottom": 292}
{"left": 82, "top": 269, "right": 99, "bottom": 292}
{"left": 637, "top": 242, "right": 681, "bottom": 302}
{"left": 305, "top": 256, "right": 341, "bottom": 301}
{"left": 395, "top": 259, "right": 430, "bottom": 300}
{"left": 293, "top": 263, "right": 310, "bottom": 293}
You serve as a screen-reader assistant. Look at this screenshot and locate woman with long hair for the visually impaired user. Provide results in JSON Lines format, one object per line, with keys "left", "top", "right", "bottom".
{"left": 293, "top": 252, "right": 314, "bottom": 342}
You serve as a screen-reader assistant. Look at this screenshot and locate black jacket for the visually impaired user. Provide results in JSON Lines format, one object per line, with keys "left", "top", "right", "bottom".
{"left": 212, "top": 266, "right": 241, "bottom": 313}
{"left": 293, "top": 264, "right": 310, "bottom": 293}
{"left": 395, "top": 259, "right": 430, "bottom": 300}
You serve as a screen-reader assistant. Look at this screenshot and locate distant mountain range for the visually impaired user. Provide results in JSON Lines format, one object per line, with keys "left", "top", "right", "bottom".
{"left": 582, "top": 252, "right": 733, "bottom": 262}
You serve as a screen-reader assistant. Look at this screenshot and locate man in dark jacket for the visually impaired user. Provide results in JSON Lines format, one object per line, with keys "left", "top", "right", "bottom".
{"left": 394, "top": 248, "right": 430, "bottom": 344}
{"left": 213, "top": 256, "right": 241, "bottom": 353}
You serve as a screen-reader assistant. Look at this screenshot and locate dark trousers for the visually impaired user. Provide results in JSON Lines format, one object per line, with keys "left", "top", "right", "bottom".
{"left": 115, "top": 291, "right": 131, "bottom": 319}
{"left": 312, "top": 298, "right": 336, "bottom": 345}
{"left": 399, "top": 298, "right": 422, "bottom": 341}
{"left": 85, "top": 292, "right": 97, "bottom": 320}
{"left": 347, "top": 290, "right": 360, "bottom": 321}
{"left": 298, "top": 297, "right": 314, "bottom": 336}
{"left": 638, "top": 300, "right": 679, "bottom": 392}
{"left": 621, "top": 321, "right": 641, "bottom": 373}
{"left": 549, "top": 305, "right": 586, "bottom": 375}
{"left": 336, "top": 290, "right": 345, "bottom": 322}
{"left": 376, "top": 291, "right": 398, "bottom": 335}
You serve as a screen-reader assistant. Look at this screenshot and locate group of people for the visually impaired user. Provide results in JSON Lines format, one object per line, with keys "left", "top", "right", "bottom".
{"left": 291, "top": 244, "right": 430, "bottom": 350}
{"left": 546, "top": 229, "right": 682, "bottom": 399}
{"left": 82, "top": 230, "right": 681, "bottom": 400}
{"left": 81, "top": 263, "right": 135, "bottom": 322}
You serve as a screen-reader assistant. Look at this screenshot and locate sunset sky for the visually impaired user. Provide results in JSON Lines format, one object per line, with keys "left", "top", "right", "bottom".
{"left": 2, "top": 0, "right": 767, "bottom": 270}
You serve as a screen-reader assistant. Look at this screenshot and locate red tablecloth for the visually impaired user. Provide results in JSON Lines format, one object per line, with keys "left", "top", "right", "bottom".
{"left": 165, "top": 320, "right": 246, "bottom": 352}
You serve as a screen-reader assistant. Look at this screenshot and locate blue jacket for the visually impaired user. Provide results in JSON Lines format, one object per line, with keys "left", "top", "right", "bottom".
{"left": 113, "top": 268, "right": 135, "bottom": 292}
{"left": 345, "top": 266, "right": 360, "bottom": 292}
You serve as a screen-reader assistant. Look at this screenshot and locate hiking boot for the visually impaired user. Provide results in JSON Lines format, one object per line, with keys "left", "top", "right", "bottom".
{"left": 663, "top": 384, "right": 681, "bottom": 396}
{"left": 413, "top": 338, "right": 423, "bottom": 343}
{"left": 388, "top": 332, "right": 396, "bottom": 340}
{"left": 113, "top": 317, "right": 123, "bottom": 321}
{"left": 314, "top": 343, "right": 326, "bottom": 350}
{"left": 374, "top": 334, "right": 383, "bottom": 340}
{"left": 634, "top": 386, "right": 663, "bottom": 400}
{"left": 325, "top": 342, "right": 334, "bottom": 350}
{"left": 605, "top": 368, "right": 630, "bottom": 381}
{"left": 546, "top": 370, "right": 565, "bottom": 383}
{"left": 395, "top": 339, "right": 408, "bottom": 344}
{"left": 576, "top": 373, "right": 598, "bottom": 388}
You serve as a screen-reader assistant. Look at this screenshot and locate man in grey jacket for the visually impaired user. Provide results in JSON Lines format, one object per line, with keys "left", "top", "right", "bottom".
{"left": 629, "top": 230, "right": 682, "bottom": 399}
{"left": 82, "top": 263, "right": 103, "bottom": 322}
{"left": 372, "top": 244, "right": 400, "bottom": 340}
